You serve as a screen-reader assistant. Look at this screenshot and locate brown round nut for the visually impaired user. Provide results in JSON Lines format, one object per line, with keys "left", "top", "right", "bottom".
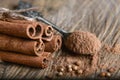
{"left": 57, "top": 72, "right": 63, "bottom": 76}
{"left": 68, "top": 68, "right": 73, "bottom": 72}
{"left": 74, "top": 61, "right": 81, "bottom": 66}
{"left": 67, "top": 65, "right": 72, "bottom": 68}
{"left": 77, "top": 69, "right": 83, "bottom": 74}
{"left": 72, "top": 65, "right": 78, "bottom": 71}
{"left": 67, "top": 64, "right": 73, "bottom": 72}
{"left": 59, "top": 68, "right": 64, "bottom": 72}
{"left": 106, "top": 72, "right": 111, "bottom": 77}
{"left": 57, "top": 66, "right": 64, "bottom": 72}
{"left": 108, "top": 68, "right": 115, "bottom": 73}
{"left": 99, "top": 72, "right": 106, "bottom": 77}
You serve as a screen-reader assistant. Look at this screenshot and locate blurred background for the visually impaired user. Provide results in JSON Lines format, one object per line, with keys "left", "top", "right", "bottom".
{"left": 0, "top": 0, "right": 67, "bottom": 16}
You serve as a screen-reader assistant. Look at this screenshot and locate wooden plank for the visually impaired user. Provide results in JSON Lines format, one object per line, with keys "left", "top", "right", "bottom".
{"left": 0, "top": 0, "right": 120, "bottom": 79}
{"left": 0, "top": 61, "right": 6, "bottom": 79}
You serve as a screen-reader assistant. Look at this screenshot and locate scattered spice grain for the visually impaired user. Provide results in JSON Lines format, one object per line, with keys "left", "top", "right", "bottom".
{"left": 106, "top": 72, "right": 111, "bottom": 77}
{"left": 59, "top": 67, "right": 64, "bottom": 72}
{"left": 107, "top": 67, "right": 115, "bottom": 73}
{"left": 68, "top": 68, "right": 73, "bottom": 72}
{"left": 72, "top": 65, "right": 78, "bottom": 71}
{"left": 57, "top": 72, "right": 63, "bottom": 76}
{"left": 99, "top": 72, "right": 106, "bottom": 77}
{"left": 76, "top": 69, "right": 83, "bottom": 74}
{"left": 67, "top": 65, "right": 72, "bottom": 68}
{"left": 74, "top": 61, "right": 81, "bottom": 66}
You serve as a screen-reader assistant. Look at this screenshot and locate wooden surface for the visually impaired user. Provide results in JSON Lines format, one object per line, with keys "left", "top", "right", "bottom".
{"left": 0, "top": 0, "right": 120, "bottom": 79}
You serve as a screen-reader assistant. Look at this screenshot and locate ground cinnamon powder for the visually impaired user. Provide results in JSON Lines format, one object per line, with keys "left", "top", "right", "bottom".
{"left": 64, "top": 31, "right": 101, "bottom": 55}
{"left": 104, "top": 44, "right": 120, "bottom": 53}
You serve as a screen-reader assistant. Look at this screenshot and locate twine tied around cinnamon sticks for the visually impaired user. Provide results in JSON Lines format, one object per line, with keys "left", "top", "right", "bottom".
{"left": 0, "top": 8, "right": 62, "bottom": 68}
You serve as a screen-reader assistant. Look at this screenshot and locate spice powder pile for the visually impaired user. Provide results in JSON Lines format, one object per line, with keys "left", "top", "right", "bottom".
{"left": 65, "top": 31, "right": 101, "bottom": 55}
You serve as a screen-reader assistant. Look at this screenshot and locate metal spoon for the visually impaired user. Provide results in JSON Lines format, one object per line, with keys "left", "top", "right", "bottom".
{"left": 36, "top": 17, "right": 71, "bottom": 38}
{"left": 17, "top": 0, "right": 70, "bottom": 38}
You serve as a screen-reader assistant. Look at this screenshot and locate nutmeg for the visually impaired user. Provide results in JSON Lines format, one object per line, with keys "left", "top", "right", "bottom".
{"left": 64, "top": 31, "right": 101, "bottom": 55}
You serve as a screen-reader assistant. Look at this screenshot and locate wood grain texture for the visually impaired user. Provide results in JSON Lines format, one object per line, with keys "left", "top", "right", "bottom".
{"left": 0, "top": 0, "right": 120, "bottom": 79}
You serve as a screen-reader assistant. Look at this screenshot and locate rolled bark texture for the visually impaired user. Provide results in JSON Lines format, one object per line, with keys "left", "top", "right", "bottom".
{"left": 40, "top": 22, "right": 54, "bottom": 41}
{"left": 0, "top": 51, "right": 51, "bottom": 68}
{"left": 0, "top": 34, "right": 45, "bottom": 56}
{"left": 0, "top": 20, "right": 43, "bottom": 39}
{"left": 44, "top": 35, "right": 62, "bottom": 53}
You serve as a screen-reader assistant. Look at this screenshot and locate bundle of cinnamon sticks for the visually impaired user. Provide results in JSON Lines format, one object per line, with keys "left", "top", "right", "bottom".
{"left": 0, "top": 18, "right": 62, "bottom": 68}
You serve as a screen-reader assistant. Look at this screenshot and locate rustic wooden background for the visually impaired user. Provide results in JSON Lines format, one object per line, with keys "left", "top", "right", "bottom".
{"left": 0, "top": 0, "right": 120, "bottom": 79}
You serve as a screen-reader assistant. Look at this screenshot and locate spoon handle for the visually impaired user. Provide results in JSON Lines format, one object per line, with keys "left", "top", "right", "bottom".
{"left": 36, "top": 17, "right": 67, "bottom": 36}
{"left": 17, "top": 0, "right": 67, "bottom": 36}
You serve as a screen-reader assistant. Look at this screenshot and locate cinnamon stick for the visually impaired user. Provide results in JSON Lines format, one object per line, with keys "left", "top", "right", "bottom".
{"left": 0, "top": 20, "right": 43, "bottom": 39}
{"left": 4, "top": 18, "right": 54, "bottom": 41}
{"left": 0, "top": 51, "right": 51, "bottom": 68}
{"left": 0, "top": 34, "right": 45, "bottom": 56}
{"left": 44, "top": 35, "right": 62, "bottom": 53}
{"left": 40, "top": 22, "right": 54, "bottom": 41}
{"left": 4, "top": 18, "right": 35, "bottom": 24}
